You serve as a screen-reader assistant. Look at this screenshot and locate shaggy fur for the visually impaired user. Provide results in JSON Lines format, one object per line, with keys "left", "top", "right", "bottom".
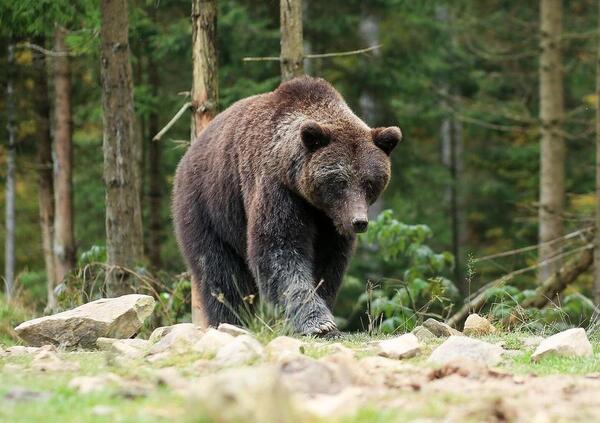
{"left": 172, "top": 76, "right": 401, "bottom": 335}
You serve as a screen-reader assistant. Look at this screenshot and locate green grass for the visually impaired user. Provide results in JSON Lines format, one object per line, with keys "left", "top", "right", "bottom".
{"left": 2, "top": 330, "right": 600, "bottom": 422}
{"left": 0, "top": 295, "right": 33, "bottom": 346}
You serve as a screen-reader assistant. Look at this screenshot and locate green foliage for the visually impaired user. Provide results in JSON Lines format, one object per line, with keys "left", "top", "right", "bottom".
{"left": 0, "top": 295, "right": 32, "bottom": 345}
{"left": 341, "top": 210, "right": 457, "bottom": 334}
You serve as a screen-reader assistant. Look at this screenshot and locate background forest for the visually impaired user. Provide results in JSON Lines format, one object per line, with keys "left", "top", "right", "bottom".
{"left": 1, "top": 0, "right": 598, "bottom": 336}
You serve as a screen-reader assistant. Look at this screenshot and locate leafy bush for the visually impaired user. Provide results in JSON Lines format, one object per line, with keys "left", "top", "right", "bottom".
{"left": 339, "top": 210, "right": 457, "bottom": 334}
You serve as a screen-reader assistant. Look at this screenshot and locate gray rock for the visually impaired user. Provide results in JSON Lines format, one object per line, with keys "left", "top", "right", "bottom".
{"left": 187, "top": 366, "right": 293, "bottom": 423}
{"left": 422, "top": 318, "right": 462, "bottom": 337}
{"left": 148, "top": 323, "right": 200, "bottom": 344}
{"left": 97, "top": 337, "right": 150, "bottom": 359}
{"left": 428, "top": 335, "right": 504, "bottom": 366}
{"left": 31, "top": 350, "right": 79, "bottom": 372}
{"left": 14, "top": 294, "right": 155, "bottom": 349}
{"left": 193, "top": 328, "right": 235, "bottom": 355}
{"left": 523, "top": 335, "right": 544, "bottom": 349}
{"left": 265, "top": 336, "right": 304, "bottom": 360}
{"left": 215, "top": 334, "right": 264, "bottom": 365}
{"left": 532, "top": 328, "right": 593, "bottom": 362}
{"left": 148, "top": 323, "right": 204, "bottom": 355}
{"left": 463, "top": 314, "right": 496, "bottom": 336}
{"left": 279, "top": 356, "right": 350, "bottom": 395}
{"left": 376, "top": 333, "right": 421, "bottom": 359}
{"left": 412, "top": 325, "right": 436, "bottom": 342}
{"left": 217, "top": 323, "right": 251, "bottom": 337}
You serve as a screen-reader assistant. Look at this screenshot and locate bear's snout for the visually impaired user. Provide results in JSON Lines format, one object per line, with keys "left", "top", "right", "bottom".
{"left": 351, "top": 216, "right": 369, "bottom": 233}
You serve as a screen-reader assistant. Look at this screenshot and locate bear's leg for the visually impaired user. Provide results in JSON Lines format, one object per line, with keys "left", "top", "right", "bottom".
{"left": 313, "top": 218, "right": 356, "bottom": 310}
{"left": 187, "top": 227, "right": 257, "bottom": 327}
{"left": 247, "top": 181, "right": 336, "bottom": 336}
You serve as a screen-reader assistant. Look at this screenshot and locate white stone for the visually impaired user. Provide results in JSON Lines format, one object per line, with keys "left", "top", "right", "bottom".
{"left": 215, "top": 334, "right": 264, "bottom": 365}
{"left": 265, "top": 336, "right": 304, "bottom": 361}
{"left": 532, "top": 328, "right": 593, "bottom": 362}
{"left": 428, "top": 335, "right": 504, "bottom": 366}
{"left": 31, "top": 350, "right": 79, "bottom": 372}
{"left": 14, "top": 294, "right": 155, "bottom": 349}
{"left": 217, "top": 323, "right": 251, "bottom": 337}
{"left": 376, "top": 333, "right": 421, "bottom": 359}
{"left": 193, "top": 328, "right": 235, "bottom": 355}
{"left": 147, "top": 323, "right": 203, "bottom": 355}
{"left": 148, "top": 323, "right": 196, "bottom": 344}
{"left": 97, "top": 337, "right": 150, "bottom": 359}
{"left": 463, "top": 314, "right": 496, "bottom": 336}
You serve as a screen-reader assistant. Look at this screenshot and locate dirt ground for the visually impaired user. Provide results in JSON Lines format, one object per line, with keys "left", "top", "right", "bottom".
{"left": 1, "top": 331, "right": 600, "bottom": 423}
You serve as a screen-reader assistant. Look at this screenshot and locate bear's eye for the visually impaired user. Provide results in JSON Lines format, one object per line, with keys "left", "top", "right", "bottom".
{"left": 363, "top": 178, "right": 383, "bottom": 203}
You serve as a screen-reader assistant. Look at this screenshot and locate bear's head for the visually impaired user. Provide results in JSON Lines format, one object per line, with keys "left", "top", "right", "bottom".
{"left": 297, "top": 120, "right": 402, "bottom": 236}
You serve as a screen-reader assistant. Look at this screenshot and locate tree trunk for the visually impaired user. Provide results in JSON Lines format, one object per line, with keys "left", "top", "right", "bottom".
{"left": 33, "top": 38, "right": 57, "bottom": 309}
{"left": 100, "top": 0, "right": 144, "bottom": 296}
{"left": 53, "top": 27, "right": 76, "bottom": 284}
{"left": 280, "top": 0, "right": 304, "bottom": 81}
{"left": 4, "top": 42, "right": 16, "bottom": 300}
{"left": 442, "top": 115, "right": 467, "bottom": 294}
{"left": 538, "top": 0, "right": 565, "bottom": 283}
{"left": 437, "top": 4, "right": 467, "bottom": 295}
{"left": 148, "top": 58, "right": 163, "bottom": 268}
{"left": 190, "top": 0, "right": 218, "bottom": 325}
{"left": 191, "top": 0, "right": 218, "bottom": 141}
{"left": 594, "top": 0, "right": 600, "bottom": 306}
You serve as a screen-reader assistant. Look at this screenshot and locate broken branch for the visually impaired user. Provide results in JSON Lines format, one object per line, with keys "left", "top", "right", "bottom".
{"left": 242, "top": 44, "right": 382, "bottom": 62}
{"left": 153, "top": 102, "right": 192, "bottom": 141}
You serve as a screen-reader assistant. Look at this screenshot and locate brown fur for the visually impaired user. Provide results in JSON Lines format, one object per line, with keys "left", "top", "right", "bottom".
{"left": 172, "top": 76, "right": 401, "bottom": 335}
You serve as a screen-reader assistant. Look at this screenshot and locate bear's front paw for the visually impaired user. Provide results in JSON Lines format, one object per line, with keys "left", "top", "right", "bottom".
{"left": 298, "top": 315, "right": 339, "bottom": 337}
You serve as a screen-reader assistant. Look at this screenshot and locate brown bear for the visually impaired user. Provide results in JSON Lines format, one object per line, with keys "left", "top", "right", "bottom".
{"left": 172, "top": 76, "right": 401, "bottom": 336}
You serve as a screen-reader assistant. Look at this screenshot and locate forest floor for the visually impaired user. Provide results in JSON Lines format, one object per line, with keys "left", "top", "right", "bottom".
{"left": 2, "top": 329, "right": 600, "bottom": 423}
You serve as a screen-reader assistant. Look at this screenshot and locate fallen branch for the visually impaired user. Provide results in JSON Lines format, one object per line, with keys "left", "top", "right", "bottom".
{"left": 242, "top": 44, "right": 381, "bottom": 62}
{"left": 473, "top": 227, "right": 592, "bottom": 264}
{"left": 446, "top": 244, "right": 593, "bottom": 328}
{"left": 17, "top": 42, "right": 74, "bottom": 57}
{"left": 518, "top": 245, "right": 594, "bottom": 309}
{"left": 153, "top": 102, "right": 192, "bottom": 141}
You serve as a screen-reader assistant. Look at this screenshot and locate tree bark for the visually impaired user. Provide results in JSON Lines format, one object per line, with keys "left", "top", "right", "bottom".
{"left": 148, "top": 57, "right": 163, "bottom": 268}
{"left": 100, "top": 0, "right": 144, "bottom": 295}
{"left": 437, "top": 4, "right": 467, "bottom": 295}
{"left": 280, "top": 0, "right": 304, "bottom": 81}
{"left": 33, "top": 38, "right": 57, "bottom": 309}
{"left": 52, "top": 27, "right": 76, "bottom": 284}
{"left": 191, "top": 0, "right": 218, "bottom": 141}
{"left": 4, "top": 42, "right": 16, "bottom": 300}
{"left": 594, "top": 0, "right": 600, "bottom": 306}
{"left": 190, "top": 0, "right": 218, "bottom": 324}
{"left": 538, "top": 0, "right": 565, "bottom": 283}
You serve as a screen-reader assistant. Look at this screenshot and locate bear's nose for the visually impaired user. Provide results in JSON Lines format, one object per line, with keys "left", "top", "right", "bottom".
{"left": 351, "top": 217, "right": 369, "bottom": 233}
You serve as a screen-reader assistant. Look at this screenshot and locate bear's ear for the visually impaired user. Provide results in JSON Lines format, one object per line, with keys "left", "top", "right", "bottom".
{"left": 301, "top": 121, "right": 330, "bottom": 152}
{"left": 372, "top": 126, "right": 402, "bottom": 155}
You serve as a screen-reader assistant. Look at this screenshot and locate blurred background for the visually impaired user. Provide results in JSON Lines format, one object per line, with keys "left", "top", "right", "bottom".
{"left": 0, "top": 0, "right": 598, "bottom": 338}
